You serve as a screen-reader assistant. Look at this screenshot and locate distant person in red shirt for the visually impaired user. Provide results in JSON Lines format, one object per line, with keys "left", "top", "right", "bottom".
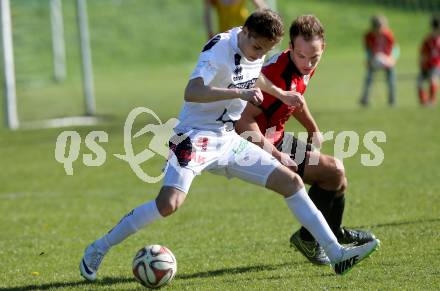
{"left": 236, "top": 15, "right": 375, "bottom": 266}
{"left": 418, "top": 15, "right": 440, "bottom": 106}
{"left": 360, "top": 15, "right": 398, "bottom": 107}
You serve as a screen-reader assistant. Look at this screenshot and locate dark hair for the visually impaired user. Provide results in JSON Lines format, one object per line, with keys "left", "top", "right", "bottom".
{"left": 432, "top": 15, "right": 440, "bottom": 30}
{"left": 289, "top": 15, "right": 324, "bottom": 42}
{"left": 243, "top": 9, "right": 284, "bottom": 41}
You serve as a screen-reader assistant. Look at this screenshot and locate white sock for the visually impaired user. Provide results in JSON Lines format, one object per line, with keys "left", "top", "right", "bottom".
{"left": 285, "top": 187, "right": 342, "bottom": 261}
{"left": 94, "top": 200, "right": 162, "bottom": 253}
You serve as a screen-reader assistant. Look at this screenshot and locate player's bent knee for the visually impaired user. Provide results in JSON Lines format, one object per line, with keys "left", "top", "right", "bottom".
{"left": 315, "top": 156, "right": 346, "bottom": 191}
{"left": 266, "top": 165, "right": 304, "bottom": 197}
{"left": 329, "top": 157, "right": 346, "bottom": 186}
{"left": 155, "top": 186, "right": 187, "bottom": 217}
{"left": 337, "top": 177, "right": 347, "bottom": 196}
{"left": 334, "top": 165, "right": 345, "bottom": 185}
{"left": 332, "top": 157, "right": 345, "bottom": 172}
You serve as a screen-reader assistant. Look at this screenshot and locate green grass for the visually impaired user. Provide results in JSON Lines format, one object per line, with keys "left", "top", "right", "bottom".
{"left": 1, "top": 0, "right": 440, "bottom": 290}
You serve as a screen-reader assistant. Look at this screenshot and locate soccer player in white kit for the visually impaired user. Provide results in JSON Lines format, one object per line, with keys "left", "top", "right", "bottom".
{"left": 80, "top": 10, "right": 379, "bottom": 280}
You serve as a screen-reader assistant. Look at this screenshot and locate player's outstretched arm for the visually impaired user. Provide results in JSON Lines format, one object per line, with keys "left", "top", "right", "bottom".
{"left": 184, "top": 77, "right": 264, "bottom": 104}
{"left": 236, "top": 103, "right": 297, "bottom": 170}
{"left": 291, "top": 101, "right": 323, "bottom": 147}
{"left": 256, "top": 73, "right": 304, "bottom": 108}
{"left": 235, "top": 103, "right": 270, "bottom": 149}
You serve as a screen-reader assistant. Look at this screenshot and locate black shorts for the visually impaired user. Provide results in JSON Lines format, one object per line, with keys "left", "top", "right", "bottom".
{"left": 275, "top": 134, "right": 312, "bottom": 178}
{"left": 420, "top": 67, "right": 440, "bottom": 79}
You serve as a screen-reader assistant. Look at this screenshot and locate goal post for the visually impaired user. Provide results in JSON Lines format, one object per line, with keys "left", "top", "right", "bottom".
{"left": 50, "top": 0, "right": 67, "bottom": 83}
{"left": 76, "top": 0, "right": 96, "bottom": 116}
{"left": 1, "top": 0, "right": 19, "bottom": 130}
{"left": 1, "top": 0, "right": 97, "bottom": 130}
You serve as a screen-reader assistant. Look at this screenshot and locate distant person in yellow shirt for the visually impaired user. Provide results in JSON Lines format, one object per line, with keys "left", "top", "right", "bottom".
{"left": 204, "top": 0, "right": 269, "bottom": 39}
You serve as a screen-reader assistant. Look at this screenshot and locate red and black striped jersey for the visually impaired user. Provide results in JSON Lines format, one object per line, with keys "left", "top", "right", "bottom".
{"left": 420, "top": 33, "right": 440, "bottom": 70}
{"left": 364, "top": 29, "right": 395, "bottom": 56}
{"left": 256, "top": 50, "right": 314, "bottom": 145}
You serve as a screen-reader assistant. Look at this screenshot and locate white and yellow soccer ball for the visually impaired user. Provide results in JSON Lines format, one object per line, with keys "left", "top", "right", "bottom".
{"left": 132, "top": 245, "right": 177, "bottom": 289}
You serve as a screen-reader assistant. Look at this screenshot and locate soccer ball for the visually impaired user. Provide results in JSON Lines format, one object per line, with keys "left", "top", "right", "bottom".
{"left": 132, "top": 245, "right": 177, "bottom": 289}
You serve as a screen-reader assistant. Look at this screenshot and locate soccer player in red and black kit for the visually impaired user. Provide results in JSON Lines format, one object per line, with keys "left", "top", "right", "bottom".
{"left": 360, "top": 15, "right": 397, "bottom": 107}
{"left": 418, "top": 15, "right": 440, "bottom": 106}
{"left": 236, "top": 15, "right": 376, "bottom": 265}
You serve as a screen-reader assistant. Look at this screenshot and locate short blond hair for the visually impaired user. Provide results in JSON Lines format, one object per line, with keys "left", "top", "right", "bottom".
{"left": 371, "top": 15, "right": 387, "bottom": 30}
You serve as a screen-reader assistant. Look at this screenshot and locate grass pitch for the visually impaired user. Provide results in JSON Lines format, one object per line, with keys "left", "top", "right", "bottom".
{"left": 1, "top": 0, "right": 439, "bottom": 290}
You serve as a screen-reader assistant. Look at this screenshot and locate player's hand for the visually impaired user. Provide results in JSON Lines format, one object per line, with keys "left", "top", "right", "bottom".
{"left": 279, "top": 90, "right": 305, "bottom": 109}
{"left": 241, "top": 88, "right": 264, "bottom": 106}
{"left": 277, "top": 151, "right": 298, "bottom": 172}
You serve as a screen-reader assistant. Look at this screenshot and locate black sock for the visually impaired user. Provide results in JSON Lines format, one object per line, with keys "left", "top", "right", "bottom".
{"left": 329, "top": 195, "right": 345, "bottom": 238}
{"left": 299, "top": 184, "right": 336, "bottom": 241}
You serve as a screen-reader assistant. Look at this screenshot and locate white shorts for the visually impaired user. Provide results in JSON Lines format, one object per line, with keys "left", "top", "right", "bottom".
{"left": 162, "top": 130, "right": 280, "bottom": 193}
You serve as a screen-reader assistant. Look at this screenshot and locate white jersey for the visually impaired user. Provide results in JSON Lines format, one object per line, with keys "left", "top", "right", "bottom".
{"left": 175, "top": 27, "right": 265, "bottom": 134}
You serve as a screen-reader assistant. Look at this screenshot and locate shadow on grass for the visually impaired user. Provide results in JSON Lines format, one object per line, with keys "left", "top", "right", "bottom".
{"left": 357, "top": 217, "right": 440, "bottom": 229}
{"left": 0, "top": 277, "right": 134, "bottom": 291}
{"left": 1, "top": 262, "right": 298, "bottom": 290}
{"left": 176, "top": 262, "right": 296, "bottom": 280}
